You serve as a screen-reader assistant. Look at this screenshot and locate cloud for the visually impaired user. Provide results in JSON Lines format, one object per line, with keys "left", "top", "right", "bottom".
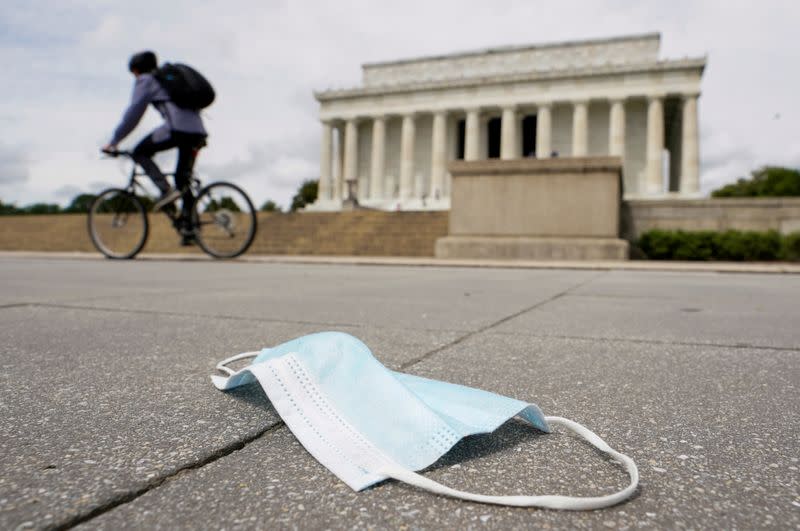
{"left": 199, "top": 132, "right": 319, "bottom": 207}
{"left": 79, "top": 14, "right": 124, "bottom": 48}
{"left": 0, "top": 143, "right": 29, "bottom": 185}
{"left": 54, "top": 184, "right": 84, "bottom": 199}
{"left": 1, "top": 0, "right": 800, "bottom": 207}
{"left": 700, "top": 126, "right": 753, "bottom": 171}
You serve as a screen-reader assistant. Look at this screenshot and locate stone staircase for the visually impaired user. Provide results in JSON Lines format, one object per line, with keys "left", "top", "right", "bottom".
{"left": 0, "top": 211, "right": 450, "bottom": 257}
{"left": 249, "top": 211, "right": 448, "bottom": 256}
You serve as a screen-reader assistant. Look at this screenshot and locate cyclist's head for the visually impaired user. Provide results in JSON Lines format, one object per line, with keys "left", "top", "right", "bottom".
{"left": 128, "top": 51, "right": 157, "bottom": 75}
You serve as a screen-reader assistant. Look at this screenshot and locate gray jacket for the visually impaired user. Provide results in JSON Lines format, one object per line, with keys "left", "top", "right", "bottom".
{"left": 110, "top": 73, "right": 206, "bottom": 145}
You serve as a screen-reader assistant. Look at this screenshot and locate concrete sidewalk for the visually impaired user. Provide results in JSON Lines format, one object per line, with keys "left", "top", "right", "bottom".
{"left": 1, "top": 256, "right": 798, "bottom": 529}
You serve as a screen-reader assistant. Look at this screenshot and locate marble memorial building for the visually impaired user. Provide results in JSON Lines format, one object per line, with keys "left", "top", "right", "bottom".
{"left": 310, "top": 33, "right": 705, "bottom": 211}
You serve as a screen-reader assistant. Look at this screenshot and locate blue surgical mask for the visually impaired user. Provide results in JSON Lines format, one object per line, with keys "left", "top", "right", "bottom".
{"left": 212, "top": 332, "right": 638, "bottom": 510}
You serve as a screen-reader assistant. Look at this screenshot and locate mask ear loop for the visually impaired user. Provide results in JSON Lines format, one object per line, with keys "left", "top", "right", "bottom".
{"left": 376, "top": 416, "right": 638, "bottom": 510}
{"left": 216, "top": 351, "right": 261, "bottom": 376}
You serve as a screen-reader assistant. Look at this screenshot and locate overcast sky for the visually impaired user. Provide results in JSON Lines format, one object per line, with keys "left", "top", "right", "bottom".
{"left": 2, "top": 0, "right": 799, "bottom": 209}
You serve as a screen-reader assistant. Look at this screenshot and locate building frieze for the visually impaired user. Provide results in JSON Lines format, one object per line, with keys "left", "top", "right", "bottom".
{"left": 315, "top": 58, "right": 706, "bottom": 102}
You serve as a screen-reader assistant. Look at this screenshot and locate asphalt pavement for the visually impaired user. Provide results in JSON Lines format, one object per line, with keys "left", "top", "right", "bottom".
{"left": 0, "top": 256, "right": 798, "bottom": 530}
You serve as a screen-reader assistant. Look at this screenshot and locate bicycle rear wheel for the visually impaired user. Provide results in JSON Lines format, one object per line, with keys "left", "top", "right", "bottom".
{"left": 88, "top": 188, "right": 149, "bottom": 259}
{"left": 193, "top": 181, "right": 257, "bottom": 258}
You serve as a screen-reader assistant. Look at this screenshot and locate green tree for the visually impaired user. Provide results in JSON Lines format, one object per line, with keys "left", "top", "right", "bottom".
{"left": 219, "top": 196, "right": 241, "bottom": 212}
{"left": 95, "top": 194, "right": 139, "bottom": 213}
{"left": 290, "top": 180, "right": 318, "bottom": 212}
{"left": 64, "top": 193, "right": 96, "bottom": 213}
{"left": 712, "top": 166, "right": 800, "bottom": 197}
{"left": 0, "top": 199, "right": 21, "bottom": 215}
{"left": 260, "top": 199, "right": 280, "bottom": 212}
{"left": 24, "top": 203, "right": 61, "bottom": 214}
{"left": 204, "top": 196, "right": 241, "bottom": 213}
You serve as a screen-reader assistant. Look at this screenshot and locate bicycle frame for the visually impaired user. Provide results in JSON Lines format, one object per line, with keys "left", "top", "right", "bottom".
{"left": 122, "top": 164, "right": 200, "bottom": 199}
{"left": 108, "top": 151, "right": 201, "bottom": 224}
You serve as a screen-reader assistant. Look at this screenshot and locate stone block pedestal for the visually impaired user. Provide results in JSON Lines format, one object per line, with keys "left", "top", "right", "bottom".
{"left": 435, "top": 157, "right": 629, "bottom": 260}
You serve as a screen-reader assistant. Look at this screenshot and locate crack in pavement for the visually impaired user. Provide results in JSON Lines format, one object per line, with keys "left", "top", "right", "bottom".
{"left": 52, "top": 273, "right": 605, "bottom": 529}
{"left": 3, "top": 301, "right": 485, "bottom": 337}
{"left": 487, "top": 330, "right": 800, "bottom": 353}
{"left": 9, "top": 294, "right": 794, "bottom": 355}
{"left": 11, "top": 302, "right": 359, "bottom": 330}
{"left": 49, "top": 423, "right": 285, "bottom": 531}
{"left": 0, "top": 303, "right": 31, "bottom": 309}
{"left": 29, "top": 271, "right": 588, "bottom": 530}
{"left": 398, "top": 272, "right": 607, "bottom": 370}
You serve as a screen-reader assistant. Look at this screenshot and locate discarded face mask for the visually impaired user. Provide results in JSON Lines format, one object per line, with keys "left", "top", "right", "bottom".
{"left": 211, "top": 332, "right": 638, "bottom": 510}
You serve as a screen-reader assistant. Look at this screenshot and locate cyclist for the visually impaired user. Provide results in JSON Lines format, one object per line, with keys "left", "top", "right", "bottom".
{"left": 102, "top": 50, "right": 207, "bottom": 242}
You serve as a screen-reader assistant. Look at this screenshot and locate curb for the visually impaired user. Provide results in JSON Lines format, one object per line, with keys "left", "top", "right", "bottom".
{"left": 1, "top": 251, "right": 799, "bottom": 274}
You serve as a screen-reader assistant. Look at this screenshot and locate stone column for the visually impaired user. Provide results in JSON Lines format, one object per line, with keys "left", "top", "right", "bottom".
{"left": 319, "top": 121, "right": 333, "bottom": 201}
{"left": 500, "top": 106, "right": 517, "bottom": 160}
{"left": 333, "top": 123, "right": 344, "bottom": 200}
{"left": 369, "top": 115, "right": 386, "bottom": 200}
{"left": 430, "top": 111, "right": 447, "bottom": 199}
{"left": 343, "top": 119, "right": 359, "bottom": 199}
{"left": 645, "top": 95, "right": 665, "bottom": 195}
{"left": 680, "top": 94, "right": 700, "bottom": 194}
{"left": 608, "top": 99, "right": 626, "bottom": 158}
{"left": 536, "top": 103, "right": 552, "bottom": 158}
{"left": 572, "top": 100, "right": 588, "bottom": 157}
{"left": 399, "top": 113, "right": 416, "bottom": 199}
{"left": 464, "top": 108, "right": 480, "bottom": 161}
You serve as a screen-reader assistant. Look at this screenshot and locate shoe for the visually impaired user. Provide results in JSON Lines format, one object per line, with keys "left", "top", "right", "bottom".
{"left": 153, "top": 188, "right": 182, "bottom": 211}
{"left": 178, "top": 217, "right": 196, "bottom": 246}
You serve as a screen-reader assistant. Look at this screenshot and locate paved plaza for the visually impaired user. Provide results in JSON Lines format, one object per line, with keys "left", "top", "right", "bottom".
{"left": 1, "top": 256, "right": 798, "bottom": 530}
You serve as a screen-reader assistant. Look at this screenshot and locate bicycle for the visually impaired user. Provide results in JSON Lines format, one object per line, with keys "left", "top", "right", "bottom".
{"left": 89, "top": 149, "right": 257, "bottom": 259}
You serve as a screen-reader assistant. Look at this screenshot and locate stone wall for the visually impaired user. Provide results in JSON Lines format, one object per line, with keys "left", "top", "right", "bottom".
{"left": 0, "top": 211, "right": 449, "bottom": 257}
{"left": 625, "top": 198, "right": 800, "bottom": 239}
{"left": 4, "top": 199, "right": 799, "bottom": 256}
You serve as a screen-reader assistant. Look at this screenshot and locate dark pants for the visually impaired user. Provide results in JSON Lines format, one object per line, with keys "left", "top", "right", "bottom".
{"left": 132, "top": 132, "right": 207, "bottom": 213}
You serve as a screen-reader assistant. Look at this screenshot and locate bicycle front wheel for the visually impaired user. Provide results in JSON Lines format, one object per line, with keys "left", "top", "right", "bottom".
{"left": 193, "top": 181, "right": 257, "bottom": 258}
{"left": 88, "top": 188, "right": 149, "bottom": 259}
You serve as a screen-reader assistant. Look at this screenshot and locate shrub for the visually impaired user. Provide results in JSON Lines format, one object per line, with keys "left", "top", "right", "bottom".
{"left": 714, "top": 230, "right": 781, "bottom": 261}
{"left": 781, "top": 232, "right": 800, "bottom": 261}
{"left": 637, "top": 229, "right": 796, "bottom": 261}
{"left": 712, "top": 166, "right": 800, "bottom": 197}
{"left": 637, "top": 230, "right": 673, "bottom": 259}
{"left": 673, "top": 231, "right": 715, "bottom": 261}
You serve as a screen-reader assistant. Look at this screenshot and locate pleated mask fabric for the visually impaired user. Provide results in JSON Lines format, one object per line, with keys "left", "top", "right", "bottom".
{"left": 211, "top": 332, "right": 638, "bottom": 510}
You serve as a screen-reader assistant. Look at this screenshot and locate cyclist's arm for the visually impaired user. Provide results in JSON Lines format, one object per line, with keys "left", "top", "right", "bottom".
{"left": 109, "top": 76, "right": 154, "bottom": 146}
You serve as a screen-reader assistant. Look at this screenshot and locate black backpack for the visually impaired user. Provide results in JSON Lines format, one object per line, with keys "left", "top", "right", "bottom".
{"left": 154, "top": 63, "right": 215, "bottom": 110}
